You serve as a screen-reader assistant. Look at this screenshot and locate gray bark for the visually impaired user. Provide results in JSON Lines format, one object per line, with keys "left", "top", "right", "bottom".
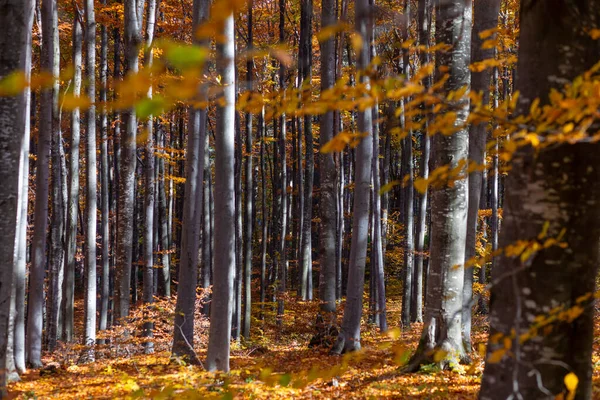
{"left": 83, "top": 0, "right": 97, "bottom": 357}
{"left": 206, "top": 10, "right": 236, "bottom": 372}
{"left": 413, "top": 0, "right": 431, "bottom": 325}
{"left": 171, "top": 0, "right": 207, "bottom": 362}
{"left": 27, "top": 0, "right": 58, "bottom": 368}
{"left": 299, "top": 0, "right": 313, "bottom": 302}
{"left": 62, "top": 6, "right": 82, "bottom": 344}
{"left": 99, "top": 0, "right": 110, "bottom": 335}
{"left": 142, "top": 0, "right": 157, "bottom": 355}
{"left": 462, "top": 0, "right": 500, "bottom": 352}
{"left": 317, "top": 0, "right": 337, "bottom": 326}
{"left": 480, "top": 2, "right": 600, "bottom": 398}
{"left": 407, "top": 0, "right": 471, "bottom": 370}
{"left": 0, "top": 0, "right": 34, "bottom": 393}
{"left": 242, "top": 0, "right": 254, "bottom": 339}
{"left": 331, "top": 0, "right": 373, "bottom": 353}
{"left": 115, "top": 0, "right": 145, "bottom": 323}
{"left": 14, "top": 7, "right": 34, "bottom": 372}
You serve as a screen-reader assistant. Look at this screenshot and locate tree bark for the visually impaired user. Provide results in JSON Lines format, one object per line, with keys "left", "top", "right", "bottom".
{"left": 0, "top": 0, "right": 34, "bottom": 392}
{"left": 331, "top": 0, "right": 372, "bottom": 353}
{"left": 115, "top": 0, "right": 145, "bottom": 323}
{"left": 480, "top": 2, "right": 600, "bottom": 398}
{"left": 407, "top": 0, "right": 471, "bottom": 370}
{"left": 206, "top": 9, "right": 236, "bottom": 372}
{"left": 462, "top": 0, "right": 500, "bottom": 352}
{"left": 83, "top": 0, "right": 97, "bottom": 358}
{"left": 27, "top": 0, "right": 58, "bottom": 368}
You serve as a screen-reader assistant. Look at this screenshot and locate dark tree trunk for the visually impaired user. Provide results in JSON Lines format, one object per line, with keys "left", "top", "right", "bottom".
{"left": 0, "top": 0, "right": 34, "bottom": 392}
{"left": 480, "top": 2, "right": 600, "bottom": 399}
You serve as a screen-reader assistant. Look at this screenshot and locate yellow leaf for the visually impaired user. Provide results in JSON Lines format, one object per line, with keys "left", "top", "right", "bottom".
{"left": 487, "top": 348, "right": 506, "bottom": 364}
{"left": 564, "top": 372, "right": 579, "bottom": 397}
{"left": 387, "top": 327, "right": 401, "bottom": 340}
{"left": 414, "top": 178, "right": 428, "bottom": 194}
{"left": 433, "top": 349, "right": 448, "bottom": 363}
{"left": 350, "top": 32, "right": 363, "bottom": 54}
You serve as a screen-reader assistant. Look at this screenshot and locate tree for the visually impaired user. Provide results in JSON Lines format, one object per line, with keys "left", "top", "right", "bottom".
{"left": 407, "top": 0, "right": 471, "bottom": 370}
{"left": 316, "top": 0, "right": 337, "bottom": 330}
{"left": 171, "top": 0, "right": 208, "bottom": 363}
{"left": 480, "top": 1, "right": 600, "bottom": 398}
{"left": 115, "top": 0, "right": 145, "bottom": 323}
{"left": 62, "top": 3, "right": 83, "bottom": 344}
{"left": 206, "top": 6, "right": 236, "bottom": 372}
{"left": 331, "top": 0, "right": 373, "bottom": 354}
{"left": 84, "top": 0, "right": 97, "bottom": 357}
{"left": 0, "top": 0, "right": 34, "bottom": 393}
{"left": 27, "top": 0, "right": 59, "bottom": 368}
{"left": 462, "top": 0, "right": 500, "bottom": 352}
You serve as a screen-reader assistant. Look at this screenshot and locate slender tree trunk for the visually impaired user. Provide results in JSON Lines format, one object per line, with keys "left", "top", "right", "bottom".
{"left": 83, "top": 0, "right": 97, "bottom": 358}
{"left": 62, "top": 6, "right": 82, "bottom": 344}
{"left": 0, "top": 0, "right": 34, "bottom": 392}
{"left": 27, "top": 0, "right": 58, "bottom": 368}
{"left": 233, "top": 113, "right": 242, "bottom": 340}
{"left": 480, "top": 2, "right": 600, "bottom": 398}
{"left": 115, "top": 0, "right": 145, "bottom": 323}
{"left": 14, "top": 10, "right": 34, "bottom": 372}
{"left": 401, "top": 116, "right": 414, "bottom": 327}
{"left": 242, "top": 0, "right": 254, "bottom": 339}
{"left": 206, "top": 9, "right": 236, "bottom": 372}
{"left": 157, "top": 125, "right": 171, "bottom": 297}
{"left": 331, "top": 0, "right": 373, "bottom": 353}
{"left": 142, "top": 0, "right": 157, "bottom": 355}
{"left": 407, "top": 0, "right": 471, "bottom": 370}
{"left": 99, "top": 0, "right": 110, "bottom": 336}
{"left": 462, "top": 0, "right": 501, "bottom": 352}
{"left": 413, "top": 0, "right": 431, "bottom": 325}
{"left": 259, "top": 108, "right": 268, "bottom": 317}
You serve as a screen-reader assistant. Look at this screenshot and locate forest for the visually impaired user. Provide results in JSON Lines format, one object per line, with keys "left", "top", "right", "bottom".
{"left": 1, "top": 0, "right": 599, "bottom": 398}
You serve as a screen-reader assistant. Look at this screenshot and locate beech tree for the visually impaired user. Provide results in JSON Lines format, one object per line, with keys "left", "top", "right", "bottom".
{"left": 206, "top": 6, "right": 236, "bottom": 372}
{"left": 480, "top": 1, "right": 600, "bottom": 398}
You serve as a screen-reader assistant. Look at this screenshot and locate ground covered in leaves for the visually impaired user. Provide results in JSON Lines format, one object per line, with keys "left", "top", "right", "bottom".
{"left": 9, "top": 281, "right": 600, "bottom": 399}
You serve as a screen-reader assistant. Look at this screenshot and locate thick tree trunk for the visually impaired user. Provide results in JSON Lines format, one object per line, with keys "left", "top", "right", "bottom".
{"left": 316, "top": 0, "right": 337, "bottom": 331}
{"left": 0, "top": 0, "right": 34, "bottom": 393}
{"left": 407, "top": 0, "right": 471, "bottom": 370}
{"left": 83, "top": 0, "right": 97, "bottom": 358}
{"left": 462, "top": 0, "right": 500, "bottom": 352}
{"left": 480, "top": 2, "right": 600, "bottom": 398}
{"left": 331, "top": 0, "right": 372, "bottom": 354}
{"left": 206, "top": 10, "right": 236, "bottom": 372}
{"left": 27, "top": 0, "right": 59, "bottom": 368}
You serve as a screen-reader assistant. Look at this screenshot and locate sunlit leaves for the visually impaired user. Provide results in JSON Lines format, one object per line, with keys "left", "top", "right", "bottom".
{"left": 320, "top": 131, "right": 367, "bottom": 153}
{"left": 0, "top": 71, "right": 28, "bottom": 96}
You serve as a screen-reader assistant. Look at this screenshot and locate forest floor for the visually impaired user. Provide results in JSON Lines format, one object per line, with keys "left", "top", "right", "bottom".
{"left": 9, "top": 280, "right": 600, "bottom": 399}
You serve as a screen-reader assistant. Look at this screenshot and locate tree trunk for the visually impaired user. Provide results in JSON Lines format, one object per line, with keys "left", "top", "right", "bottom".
{"left": 142, "top": 0, "right": 157, "bottom": 355}
{"left": 171, "top": 0, "right": 207, "bottom": 362}
{"left": 407, "top": 0, "right": 471, "bottom": 370}
{"left": 316, "top": 0, "right": 337, "bottom": 331}
{"left": 462, "top": 0, "right": 500, "bottom": 352}
{"left": 206, "top": 9, "right": 236, "bottom": 372}
{"left": 83, "top": 0, "right": 97, "bottom": 358}
{"left": 331, "top": 0, "right": 372, "bottom": 354}
{"left": 62, "top": 6, "right": 82, "bottom": 344}
{"left": 99, "top": 0, "right": 110, "bottom": 336}
{"left": 413, "top": 0, "right": 431, "bottom": 326}
{"left": 242, "top": 0, "right": 254, "bottom": 339}
{"left": 0, "top": 0, "right": 34, "bottom": 392}
{"left": 115, "top": 0, "right": 145, "bottom": 323}
{"left": 480, "top": 2, "right": 600, "bottom": 398}
{"left": 27, "top": 0, "right": 58, "bottom": 368}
